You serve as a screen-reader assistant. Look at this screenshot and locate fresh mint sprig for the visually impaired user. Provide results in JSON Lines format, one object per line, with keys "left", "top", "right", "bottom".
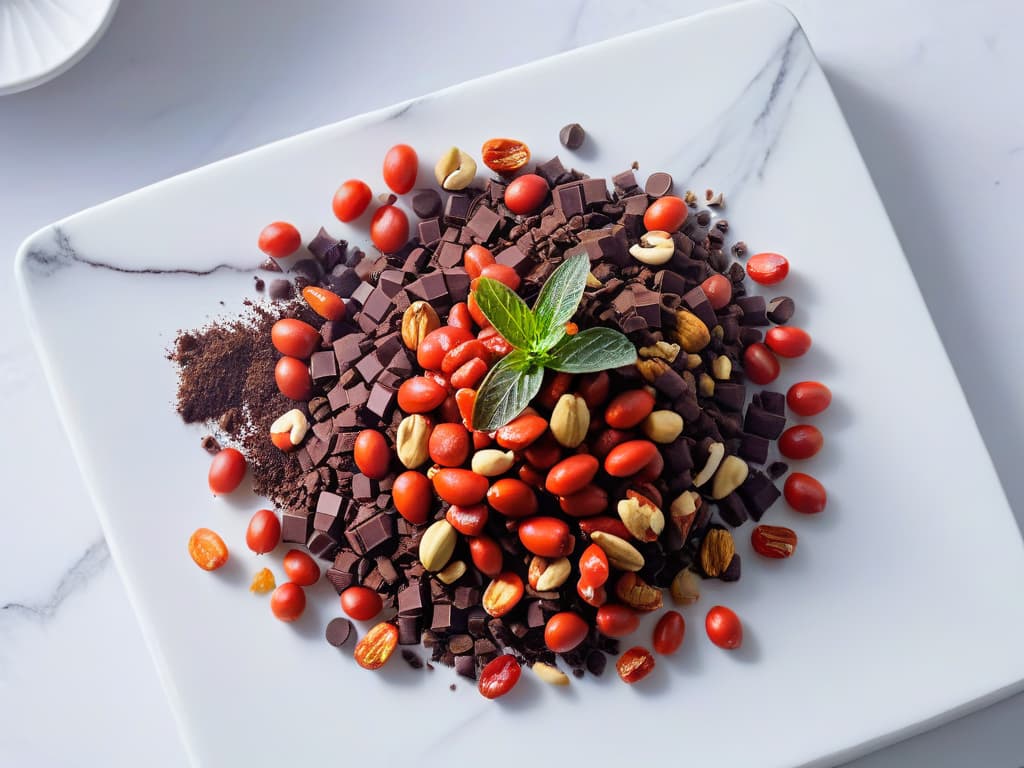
{"left": 471, "top": 253, "right": 637, "bottom": 431}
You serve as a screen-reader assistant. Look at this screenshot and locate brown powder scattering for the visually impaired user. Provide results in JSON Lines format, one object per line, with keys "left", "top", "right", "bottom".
{"left": 170, "top": 303, "right": 305, "bottom": 504}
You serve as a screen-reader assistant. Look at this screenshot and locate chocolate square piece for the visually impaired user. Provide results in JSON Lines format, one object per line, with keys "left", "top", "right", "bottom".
{"left": 417, "top": 219, "right": 442, "bottom": 247}
{"left": 554, "top": 183, "right": 584, "bottom": 217}
{"left": 354, "top": 352, "right": 383, "bottom": 385}
{"left": 352, "top": 473, "right": 380, "bottom": 502}
{"left": 349, "top": 280, "right": 374, "bottom": 309}
{"left": 736, "top": 295, "right": 769, "bottom": 326}
{"left": 744, "top": 405, "right": 786, "bottom": 439}
{"left": 466, "top": 205, "right": 501, "bottom": 241}
{"left": 377, "top": 270, "right": 406, "bottom": 297}
{"left": 496, "top": 245, "right": 532, "bottom": 276}
{"left": 580, "top": 178, "right": 609, "bottom": 206}
{"left": 436, "top": 240, "right": 464, "bottom": 269}
{"left": 310, "top": 351, "right": 337, "bottom": 384}
{"left": 536, "top": 156, "right": 567, "bottom": 186}
{"left": 366, "top": 382, "right": 397, "bottom": 420}
{"left": 281, "top": 511, "right": 312, "bottom": 544}
{"left": 739, "top": 432, "right": 770, "bottom": 464}
{"left": 443, "top": 268, "right": 470, "bottom": 304}
{"left": 738, "top": 470, "right": 781, "bottom": 521}
{"left": 444, "top": 194, "right": 471, "bottom": 225}
{"left": 325, "top": 568, "right": 354, "bottom": 594}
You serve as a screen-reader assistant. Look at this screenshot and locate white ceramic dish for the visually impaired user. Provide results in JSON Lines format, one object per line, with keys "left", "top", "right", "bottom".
{"left": 15, "top": 3, "right": 1024, "bottom": 767}
{"left": 0, "top": 0, "right": 119, "bottom": 96}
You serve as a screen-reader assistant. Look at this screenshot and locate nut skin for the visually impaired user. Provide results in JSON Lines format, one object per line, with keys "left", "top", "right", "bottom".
{"left": 269, "top": 408, "right": 309, "bottom": 451}
{"left": 711, "top": 455, "right": 749, "bottom": 500}
{"left": 354, "top": 622, "right": 399, "bottom": 670}
{"left": 700, "top": 528, "right": 736, "bottom": 578}
{"left": 400, "top": 301, "right": 441, "bottom": 351}
{"left": 616, "top": 492, "right": 665, "bottom": 542}
{"left": 590, "top": 531, "right": 644, "bottom": 572}
{"left": 668, "top": 490, "right": 701, "bottom": 540}
{"left": 674, "top": 310, "right": 711, "bottom": 353}
{"left": 396, "top": 414, "right": 432, "bottom": 469}
{"left": 615, "top": 572, "right": 664, "bottom": 612}
{"left": 751, "top": 525, "right": 798, "bottom": 559}
{"left": 482, "top": 571, "right": 524, "bottom": 617}
{"left": 616, "top": 646, "right": 656, "bottom": 684}
{"left": 670, "top": 568, "right": 701, "bottom": 605}
{"left": 549, "top": 394, "right": 590, "bottom": 448}
{"left": 434, "top": 147, "right": 477, "bottom": 191}
{"left": 641, "top": 410, "right": 684, "bottom": 444}
{"left": 418, "top": 520, "right": 457, "bottom": 572}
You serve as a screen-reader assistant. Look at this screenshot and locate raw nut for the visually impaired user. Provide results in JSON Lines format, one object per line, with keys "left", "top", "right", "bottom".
{"left": 642, "top": 410, "right": 684, "bottom": 444}
{"left": 628, "top": 230, "right": 675, "bottom": 266}
{"left": 699, "top": 373, "right": 715, "bottom": 397}
{"left": 711, "top": 324, "right": 725, "bottom": 341}
{"left": 693, "top": 441, "right": 725, "bottom": 487}
{"left": 590, "top": 531, "right": 644, "bottom": 572}
{"left": 685, "top": 353, "right": 703, "bottom": 370}
{"left": 437, "top": 559, "right": 467, "bottom": 585}
{"left": 616, "top": 492, "right": 665, "bottom": 542}
{"left": 669, "top": 490, "right": 701, "bottom": 540}
{"left": 354, "top": 622, "right": 399, "bottom": 670}
{"left": 527, "top": 556, "right": 572, "bottom": 591}
{"left": 638, "top": 341, "right": 680, "bottom": 362}
{"left": 670, "top": 568, "right": 701, "bottom": 605}
{"left": 533, "top": 662, "right": 570, "bottom": 686}
{"left": 700, "top": 528, "right": 736, "bottom": 578}
{"left": 401, "top": 301, "right": 440, "bottom": 351}
{"left": 269, "top": 408, "right": 309, "bottom": 451}
{"left": 396, "top": 414, "right": 431, "bottom": 469}
{"left": 471, "top": 448, "right": 516, "bottom": 477}
{"left": 636, "top": 357, "right": 669, "bottom": 384}
{"left": 614, "top": 572, "right": 663, "bottom": 612}
{"left": 434, "top": 146, "right": 477, "bottom": 191}
{"left": 674, "top": 310, "right": 711, "bottom": 353}
{"left": 426, "top": 463, "right": 442, "bottom": 480}
{"left": 419, "top": 520, "right": 457, "bottom": 572}
{"left": 712, "top": 355, "right": 733, "bottom": 380}
{"left": 711, "top": 455, "right": 749, "bottom": 500}
{"left": 549, "top": 393, "right": 590, "bottom": 448}
{"left": 586, "top": 272, "right": 602, "bottom": 289}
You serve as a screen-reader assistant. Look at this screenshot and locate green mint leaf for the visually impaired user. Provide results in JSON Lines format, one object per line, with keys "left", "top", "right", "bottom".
{"left": 546, "top": 327, "right": 637, "bottom": 374}
{"left": 472, "top": 350, "right": 545, "bottom": 432}
{"left": 531, "top": 252, "right": 589, "bottom": 351}
{"left": 474, "top": 277, "right": 536, "bottom": 350}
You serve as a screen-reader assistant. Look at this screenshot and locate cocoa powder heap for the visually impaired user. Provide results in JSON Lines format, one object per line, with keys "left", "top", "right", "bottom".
{"left": 171, "top": 302, "right": 302, "bottom": 503}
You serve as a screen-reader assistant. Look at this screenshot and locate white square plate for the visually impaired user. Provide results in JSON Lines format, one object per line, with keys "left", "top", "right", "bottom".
{"left": 16, "top": 3, "right": 1024, "bottom": 767}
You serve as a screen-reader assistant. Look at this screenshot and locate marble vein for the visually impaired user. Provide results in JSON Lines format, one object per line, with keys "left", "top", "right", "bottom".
{"left": 1, "top": 537, "right": 109, "bottom": 623}
{"left": 23, "top": 226, "right": 254, "bottom": 278}
{"left": 660, "top": 22, "right": 813, "bottom": 199}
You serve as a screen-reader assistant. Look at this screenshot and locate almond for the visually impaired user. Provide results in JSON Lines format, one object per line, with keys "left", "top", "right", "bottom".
{"left": 700, "top": 528, "right": 735, "bottom": 578}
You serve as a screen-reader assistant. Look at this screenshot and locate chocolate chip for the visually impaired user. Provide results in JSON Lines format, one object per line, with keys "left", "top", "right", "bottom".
{"left": 325, "top": 618, "right": 354, "bottom": 647}
{"left": 200, "top": 435, "right": 221, "bottom": 454}
{"left": 558, "top": 123, "right": 586, "bottom": 150}
{"left": 412, "top": 189, "right": 442, "bottom": 219}
{"left": 401, "top": 649, "right": 424, "bottom": 668}
{"left": 268, "top": 279, "right": 294, "bottom": 301}
{"left": 767, "top": 296, "right": 795, "bottom": 324}
{"left": 767, "top": 461, "right": 789, "bottom": 480}
{"left": 644, "top": 172, "right": 674, "bottom": 198}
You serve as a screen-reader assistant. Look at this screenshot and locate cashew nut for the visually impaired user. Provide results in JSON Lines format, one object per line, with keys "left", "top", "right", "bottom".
{"left": 434, "top": 147, "right": 477, "bottom": 191}
{"left": 629, "top": 230, "right": 675, "bottom": 265}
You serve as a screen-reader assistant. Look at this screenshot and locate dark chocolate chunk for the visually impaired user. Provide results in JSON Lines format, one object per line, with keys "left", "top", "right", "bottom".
{"left": 612, "top": 169, "right": 638, "bottom": 192}
{"left": 398, "top": 618, "right": 421, "bottom": 646}
{"left": 412, "top": 189, "right": 442, "bottom": 219}
{"left": 719, "top": 553, "right": 742, "bottom": 582}
{"left": 737, "top": 470, "right": 781, "bottom": 521}
{"left": 325, "top": 618, "right": 354, "bottom": 647}
{"left": 306, "top": 530, "right": 339, "bottom": 560}
{"left": 744, "top": 405, "right": 786, "bottom": 439}
{"left": 767, "top": 461, "right": 789, "bottom": 480}
{"left": 553, "top": 183, "right": 584, "bottom": 217}
{"left": 377, "top": 270, "right": 406, "bottom": 298}
{"left": 398, "top": 581, "right": 427, "bottom": 617}
{"left": 326, "top": 567, "right": 354, "bottom": 593}
{"left": 349, "top": 280, "right": 374, "bottom": 309}
{"left": 536, "top": 156, "right": 567, "bottom": 186}
{"left": 310, "top": 350, "right": 337, "bottom": 384}
{"left": 682, "top": 286, "right": 718, "bottom": 330}
{"left": 644, "top": 172, "right": 673, "bottom": 198}
{"left": 444, "top": 194, "right": 471, "bottom": 225}
{"left": 767, "top": 296, "right": 795, "bottom": 324}
{"left": 281, "top": 511, "right": 312, "bottom": 544}
{"left": 739, "top": 327, "right": 763, "bottom": 346}
{"left": 736, "top": 295, "right": 769, "bottom": 326}
{"left": 268, "top": 279, "right": 294, "bottom": 301}
{"left": 558, "top": 123, "right": 586, "bottom": 150}
{"left": 580, "top": 178, "right": 609, "bottom": 206}
{"left": 586, "top": 650, "right": 607, "bottom": 676}
{"left": 495, "top": 245, "right": 531, "bottom": 276}
{"left": 455, "top": 655, "right": 477, "bottom": 680}
{"left": 348, "top": 514, "right": 394, "bottom": 556}
{"left": 758, "top": 390, "right": 786, "bottom": 416}
{"left": 436, "top": 240, "right": 464, "bottom": 269}
{"left": 739, "top": 432, "right": 770, "bottom": 464}
{"left": 466, "top": 205, "right": 501, "bottom": 241}
{"left": 717, "top": 493, "right": 750, "bottom": 527}
{"left": 354, "top": 352, "right": 384, "bottom": 385}
{"left": 366, "top": 382, "right": 397, "bottom": 420}
{"left": 443, "top": 268, "right": 470, "bottom": 304}
{"left": 714, "top": 382, "right": 746, "bottom": 412}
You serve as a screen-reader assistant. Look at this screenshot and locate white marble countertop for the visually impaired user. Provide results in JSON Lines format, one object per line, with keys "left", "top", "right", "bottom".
{"left": 1, "top": 1, "right": 1021, "bottom": 765}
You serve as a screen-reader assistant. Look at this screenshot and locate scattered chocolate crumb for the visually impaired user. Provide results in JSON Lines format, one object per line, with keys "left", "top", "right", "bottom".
{"left": 449, "top": 683, "right": 456, "bottom": 691}
{"left": 260, "top": 258, "right": 282, "bottom": 273}
{"left": 767, "top": 461, "right": 789, "bottom": 480}
{"left": 268, "top": 279, "right": 294, "bottom": 301}
{"left": 254, "top": 277, "right": 265, "bottom": 292}
{"left": 731, "top": 241, "right": 748, "bottom": 258}
{"left": 427, "top": 662, "right": 435, "bottom": 671}
{"left": 401, "top": 650, "right": 424, "bottom": 669}
{"left": 200, "top": 435, "right": 221, "bottom": 454}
